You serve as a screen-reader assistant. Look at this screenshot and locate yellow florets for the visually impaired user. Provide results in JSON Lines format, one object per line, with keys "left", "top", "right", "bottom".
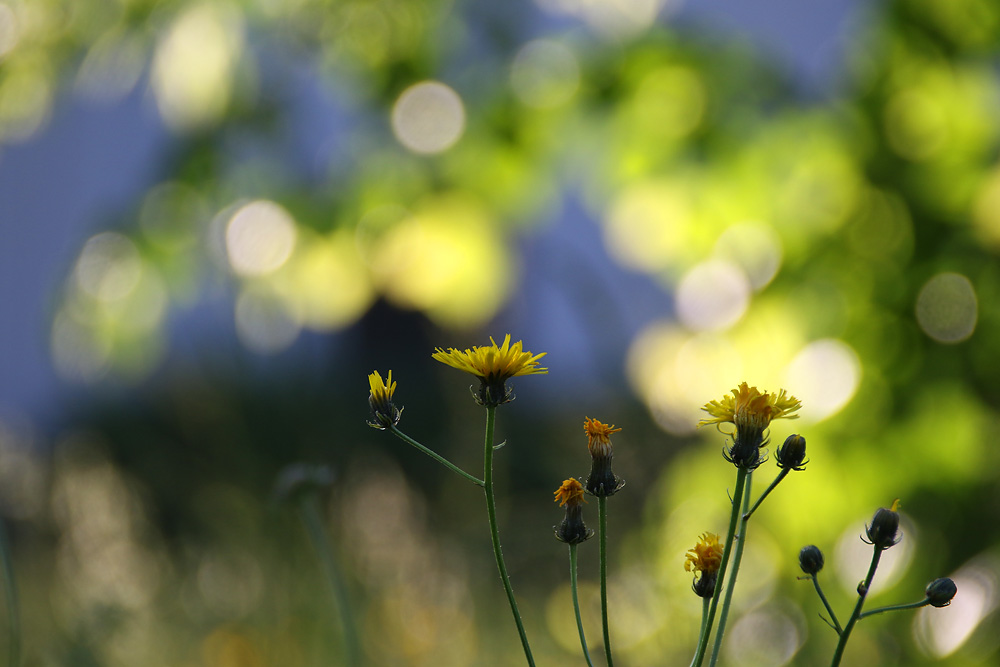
{"left": 699, "top": 382, "right": 801, "bottom": 433}
{"left": 554, "top": 478, "right": 587, "bottom": 507}
{"left": 367, "top": 370, "right": 401, "bottom": 429}
{"left": 685, "top": 532, "right": 724, "bottom": 574}
{"left": 583, "top": 417, "right": 621, "bottom": 459}
{"left": 432, "top": 334, "right": 547, "bottom": 406}
{"left": 432, "top": 334, "right": 547, "bottom": 381}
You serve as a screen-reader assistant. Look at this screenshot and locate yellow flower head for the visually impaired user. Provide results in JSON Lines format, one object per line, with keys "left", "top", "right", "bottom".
{"left": 685, "top": 532, "right": 724, "bottom": 575}
{"left": 553, "top": 478, "right": 587, "bottom": 507}
{"left": 432, "top": 334, "right": 547, "bottom": 406}
{"left": 367, "top": 370, "right": 401, "bottom": 429}
{"left": 699, "top": 382, "right": 801, "bottom": 433}
{"left": 583, "top": 417, "right": 621, "bottom": 459}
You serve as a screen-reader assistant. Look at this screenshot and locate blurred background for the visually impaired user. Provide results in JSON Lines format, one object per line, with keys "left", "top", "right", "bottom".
{"left": 1, "top": 0, "right": 999, "bottom": 664}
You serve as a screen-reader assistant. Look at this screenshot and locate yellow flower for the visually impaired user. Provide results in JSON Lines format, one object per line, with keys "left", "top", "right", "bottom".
{"left": 699, "top": 382, "right": 801, "bottom": 432}
{"left": 553, "top": 478, "right": 587, "bottom": 507}
{"left": 699, "top": 383, "right": 801, "bottom": 468}
{"left": 583, "top": 417, "right": 621, "bottom": 459}
{"left": 685, "top": 532, "right": 724, "bottom": 575}
{"left": 432, "top": 334, "right": 547, "bottom": 406}
{"left": 367, "top": 370, "right": 401, "bottom": 429}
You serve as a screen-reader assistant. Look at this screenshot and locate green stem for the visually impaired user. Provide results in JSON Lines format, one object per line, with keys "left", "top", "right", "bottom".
{"left": 708, "top": 470, "right": 754, "bottom": 667}
{"left": 390, "top": 425, "right": 484, "bottom": 487}
{"left": 811, "top": 575, "right": 843, "bottom": 634}
{"left": 742, "top": 468, "right": 788, "bottom": 521}
{"left": 599, "top": 496, "right": 614, "bottom": 667}
{"left": 483, "top": 406, "right": 535, "bottom": 666}
{"left": 0, "top": 518, "right": 19, "bottom": 667}
{"left": 690, "top": 597, "right": 710, "bottom": 667}
{"left": 859, "top": 598, "right": 931, "bottom": 619}
{"left": 691, "top": 467, "right": 747, "bottom": 667}
{"left": 299, "top": 494, "right": 360, "bottom": 667}
{"left": 830, "top": 546, "right": 883, "bottom": 667}
{"left": 570, "top": 544, "right": 595, "bottom": 667}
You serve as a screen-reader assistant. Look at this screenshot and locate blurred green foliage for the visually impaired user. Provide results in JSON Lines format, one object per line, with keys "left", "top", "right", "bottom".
{"left": 2, "top": 0, "right": 1000, "bottom": 664}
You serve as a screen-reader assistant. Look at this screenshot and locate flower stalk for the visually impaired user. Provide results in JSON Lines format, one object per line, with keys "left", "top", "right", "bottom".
{"left": 569, "top": 544, "right": 596, "bottom": 667}
{"left": 599, "top": 495, "right": 614, "bottom": 667}
{"left": 388, "top": 425, "right": 484, "bottom": 487}
{"left": 483, "top": 406, "right": 535, "bottom": 666}
{"left": 709, "top": 470, "right": 754, "bottom": 667}
{"left": 830, "top": 545, "right": 883, "bottom": 666}
{"left": 691, "top": 467, "right": 747, "bottom": 667}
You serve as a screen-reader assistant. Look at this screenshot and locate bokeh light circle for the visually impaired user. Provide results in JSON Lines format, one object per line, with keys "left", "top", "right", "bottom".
{"left": 225, "top": 200, "right": 297, "bottom": 277}
{"left": 391, "top": 81, "right": 466, "bottom": 155}
{"left": 915, "top": 272, "right": 977, "bottom": 343}
{"left": 676, "top": 260, "right": 750, "bottom": 332}
{"left": 785, "top": 339, "right": 860, "bottom": 422}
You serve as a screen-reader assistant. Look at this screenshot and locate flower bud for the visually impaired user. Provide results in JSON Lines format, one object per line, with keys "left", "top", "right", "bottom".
{"left": 776, "top": 434, "right": 807, "bottom": 470}
{"left": 367, "top": 370, "right": 402, "bottom": 429}
{"left": 583, "top": 417, "right": 625, "bottom": 497}
{"left": 554, "top": 479, "right": 593, "bottom": 544}
{"left": 798, "top": 545, "right": 824, "bottom": 575}
{"left": 925, "top": 577, "right": 957, "bottom": 608}
{"left": 686, "top": 532, "right": 724, "bottom": 598}
{"left": 865, "top": 499, "right": 902, "bottom": 550}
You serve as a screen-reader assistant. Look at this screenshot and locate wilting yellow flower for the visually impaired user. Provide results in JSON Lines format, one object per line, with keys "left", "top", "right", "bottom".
{"left": 554, "top": 478, "right": 592, "bottom": 544}
{"left": 583, "top": 417, "right": 621, "bottom": 459}
{"left": 553, "top": 478, "right": 587, "bottom": 507}
{"left": 685, "top": 532, "right": 724, "bottom": 574}
{"left": 432, "top": 334, "right": 546, "bottom": 405}
{"left": 699, "top": 382, "right": 801, "bottom": 433}
{"left": 367, "top": 370, "right": 401, "bottom": 429}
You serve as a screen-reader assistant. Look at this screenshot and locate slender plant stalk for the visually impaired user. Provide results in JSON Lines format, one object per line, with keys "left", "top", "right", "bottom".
{"left": 693, "top": 597, "right": 710, "bottom": 663}
{"left": 483, "top": 406, "right": 535, "bottom": 666}
{"left": 390, "top": 425, "right": 484, "bottom": 487}
{"left": 569, "top": 544, "right": 595, "bottom": 667}
{"left": 811, "top": 576, "right": 843, "bottom": 634}
{"left": 0, "top": 518, "right": 19, "bottom": 667}
{"left": 598, "top": 496, "right": 614, "bottom": 667}
{"left": 299, "top": 494, "right": 360, "bottom": 667}
{"left": 859, "top": 598, "right": 930, "bottom": 619}
{"left": 742, "top": 468, "right": 788, "bottom": 521}
{"left": 708, "top": 470, "right": 754, "bottom": 667}
{"left": 691, "top": 467, "right": 747, "bottom": 667}
{"left": 830, "top": 546, "right": 883, "bottom": 667}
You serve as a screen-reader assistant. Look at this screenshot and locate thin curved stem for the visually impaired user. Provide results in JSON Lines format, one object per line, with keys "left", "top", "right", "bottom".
{"left": 830, "top": 546, "right": 883, "bottom": 667}
{"left": 299, "top": 495, "right": 360, "bottom": 667}
{"left": 390, "top": 425, "right": 484, "bottom": 487}
{"left": 708, "top": 470, "right": 754, "bottom": 667}
{"left": 742, "top": 468, "right": 788, "bottom": 521}
{"left": 570, "top": 544, "right": 595, "bottom": 667}
{"left": 483, "top": 406, "right": 535, "bottom": 666}
{"left": 599, "top": 496, "right": 614, "bottom": 667}
{"left": 689, "top": 597, "right": 711, "bottom": 667}
{"left": 811, "top": 575, "right": 843, "bottom": 634}
{"left": 859, "top": 598, "right": 931, "bottom": 619}
{"left": 0, "top": 518, "right": 19, "bottom": 667}
{"left": 691, "top": 467, "right": 747, "bottom": 667}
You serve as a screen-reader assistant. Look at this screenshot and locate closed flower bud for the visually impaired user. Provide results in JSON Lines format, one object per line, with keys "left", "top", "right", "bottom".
{"left": 865, "top": 499, "right": 902, "bottom": 550}
{"left": 798, "top": 545, "right": 825, "bottom": 575}
{"left": 925, "top": 577, "right": 957, "bottom": 608}
{"left": 776, "top": 434, "right": 808, "bottom": 471}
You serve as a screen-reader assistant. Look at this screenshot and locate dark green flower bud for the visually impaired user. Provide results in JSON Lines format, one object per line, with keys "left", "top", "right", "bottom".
{"left": 865, "top": 500, "right": 902, "bottom": 550}
{"left": 776, "top": 434, "right": 807, "bottom": 470}
{"left": 693, "top": 571, "right": 718, "bottom": 599}
{"left": 798, "top": 545, "right": 825, "bottom": 575}
{"left": 926, "top": 578, "right": 957, "bottom": 608}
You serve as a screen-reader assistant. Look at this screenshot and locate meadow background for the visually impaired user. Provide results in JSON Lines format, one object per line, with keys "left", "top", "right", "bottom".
{"left": 1, "top": 0, "right": 999, "bottom": 664}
